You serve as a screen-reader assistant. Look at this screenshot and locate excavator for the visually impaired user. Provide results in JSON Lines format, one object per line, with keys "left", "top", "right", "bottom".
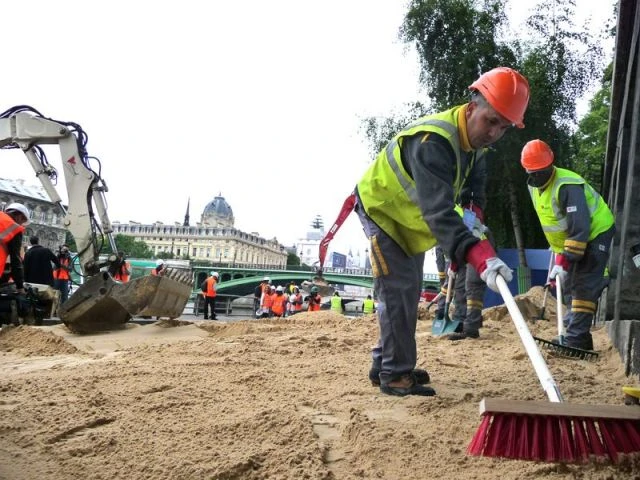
{"left": 0, "top": 106, "right": 193, "bottom": 333}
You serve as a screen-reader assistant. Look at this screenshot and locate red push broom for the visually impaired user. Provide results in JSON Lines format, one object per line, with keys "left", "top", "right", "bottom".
{"left": 467, "top": 274, "right": 640, "bottom": 463}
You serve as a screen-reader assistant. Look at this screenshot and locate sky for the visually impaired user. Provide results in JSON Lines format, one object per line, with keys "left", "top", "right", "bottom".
{"left": 1, "top": 0, "right": 617, "bottom": 267}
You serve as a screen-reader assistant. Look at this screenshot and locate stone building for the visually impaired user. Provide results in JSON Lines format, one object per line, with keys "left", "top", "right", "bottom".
{"left": 0, "top": 178, "right": 66, "bottom": 251}
{"left": 112, "top": 194, "right": 287, "bottom": 267}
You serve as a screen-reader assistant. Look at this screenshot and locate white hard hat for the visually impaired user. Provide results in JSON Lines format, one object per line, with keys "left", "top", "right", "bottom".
{"left": 212, "top": 271, "right": 219, "bottom": 278}
{"left": 263, "top": 276, "right": 270, "bottom": 282}
{"left": 5, "top": 203, "right": 30, "bottom": 225}
{"left": 156, "top": 259, "right": 165, "bottom": 266}
{"left": 270, "top": 285, "right": 275, "bottom": 290}
{"left": 276, "top": 285, "right": 283, "bottom": 292}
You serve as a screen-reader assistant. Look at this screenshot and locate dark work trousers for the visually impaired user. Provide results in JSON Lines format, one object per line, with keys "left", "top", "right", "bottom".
{"left": 435, "top": 245, "right": 448, "bottom": 317}
{"left": 452, "top": 263, "right": 485, "bottom": 332}
{"left": 204, "top": 295, "right": 217, "bottom": 319}
{"left": 54, "top": 279, "right": 70, "bottom": 304}
{"left": 562, "top": 228, "right": 614, "bottom": 347}
{"left": 356, "top": 202, "right": 425, "bottom": 385}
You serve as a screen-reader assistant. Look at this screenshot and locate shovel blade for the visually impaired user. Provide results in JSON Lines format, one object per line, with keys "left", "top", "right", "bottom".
{"left": 431, "top": 316, "right": 462, "bottom": 336}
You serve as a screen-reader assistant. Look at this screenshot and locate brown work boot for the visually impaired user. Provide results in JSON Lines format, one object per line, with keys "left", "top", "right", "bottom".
{"left": 380, "top": 374, "right": 436, "bottom": 397}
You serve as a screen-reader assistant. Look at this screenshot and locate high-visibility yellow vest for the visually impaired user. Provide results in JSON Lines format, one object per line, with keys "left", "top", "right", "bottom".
{"left": 357, "top": 105, "right": 484, "bottom": 255}
{"left": 363, "top": 298, "right": 375, "bottom": 314}
{"left": 330, "top": 295, "right": 343, "bottom": 313}
{"left": 528, "top": 167, "right": 614, "bottom": 253}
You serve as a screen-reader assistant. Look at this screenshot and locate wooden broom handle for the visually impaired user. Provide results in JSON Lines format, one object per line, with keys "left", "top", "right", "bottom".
{"left": 496, "top": 274, "right": 564, "bottom": 403}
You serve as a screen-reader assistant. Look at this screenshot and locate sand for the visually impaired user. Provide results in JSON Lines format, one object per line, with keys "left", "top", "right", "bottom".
{"left": 1, "top": 286, "right": 639, "bottom": 480}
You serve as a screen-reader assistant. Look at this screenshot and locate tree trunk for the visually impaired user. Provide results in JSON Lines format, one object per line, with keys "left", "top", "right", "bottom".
{"left": 508, "top": 179, "right": 528, "bottom": 268}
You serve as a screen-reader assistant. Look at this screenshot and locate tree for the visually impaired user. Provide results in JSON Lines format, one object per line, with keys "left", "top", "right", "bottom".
{"left": 287, "top": 252, "right": 301, "bottom": 267}
{"left": 113, "top": 234, "right": 153, "bottom": 258}
{"left": 570, "top": 63, "right": 613, "bottom": 192}
{"left": 361, "top": 102, "right": 428, "bottom": 158}
{"left": 64, "top": 231, "right": 77, "bottom": 252}
{"left": 361, "top": 0, "right": 609, "bottom": 257}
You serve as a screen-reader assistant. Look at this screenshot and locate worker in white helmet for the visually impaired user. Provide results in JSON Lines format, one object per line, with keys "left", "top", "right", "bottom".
{"left": 200, "top": 271, "right": 219, "bottom": 320}
{"left": 254, "top": 276, "right": 271, "bottom": 317}
{"left": 0, "top": 203, "right": 31, "bottom": 295}
{"left": 151, "top": 259, "right": 166, "bottom": 277}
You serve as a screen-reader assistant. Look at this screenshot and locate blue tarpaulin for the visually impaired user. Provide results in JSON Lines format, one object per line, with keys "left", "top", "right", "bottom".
{"left": 483, "top": 248, "right": 552, "bottom": 308}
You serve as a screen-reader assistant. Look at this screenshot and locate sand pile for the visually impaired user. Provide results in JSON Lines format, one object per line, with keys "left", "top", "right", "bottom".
{"left": 0, "top": 325, "right": 79, "bottom": 356}
{"left": 0, "top": 288, "right": 638, "bottom": 479}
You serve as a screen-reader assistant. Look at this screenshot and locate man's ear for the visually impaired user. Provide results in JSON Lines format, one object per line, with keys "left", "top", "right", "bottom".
{"left": 466, "top": 101, "right": 477, "bottom": 118}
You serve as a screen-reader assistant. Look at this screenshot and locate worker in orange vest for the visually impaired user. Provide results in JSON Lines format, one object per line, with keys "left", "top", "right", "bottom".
{"left": 260, "top": 285, "right": 275, "bottom": 318}
{"left": 306, "top": 286, "right": 322, "bottom": 312}
{"left": 151, "top": 259, "right": 166, "bottom": 276}
{"left": 110, "top": 251, "right": 131, "bottom": 283}
{"left": 200, "top": 271, "right": 219, "bottom": 320}
{"left": 271, "top": 286, "right": 288, "bottom": 317}
{"left": 53, "top": 244, "right": 73, "bottom": 303}
{"left": 0, "top": 203, "right": 30, "bottom": 296}
{"left": 291, "top": 286, "right": 304, "bottom": 314}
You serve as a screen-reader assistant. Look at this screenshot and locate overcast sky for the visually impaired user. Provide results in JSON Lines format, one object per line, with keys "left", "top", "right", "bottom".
{"left": 2, "top": 0, "right": 616, "bottom": 264}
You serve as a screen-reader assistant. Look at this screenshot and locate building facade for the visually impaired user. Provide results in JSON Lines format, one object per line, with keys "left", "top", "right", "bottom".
{"left": 113, "top": 194, "right": 288, "bottom": 267}
{"left": 0, "top": 178, "right": 66, "bottom": 251}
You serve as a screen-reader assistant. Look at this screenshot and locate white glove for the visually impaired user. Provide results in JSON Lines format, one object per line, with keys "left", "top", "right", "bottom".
{"left": 447, "top": 267, "right": 456, "bottom": 282}
{"left": 480, "top": 257, "right": 513, "bottom": 293}
{"left": 549, "top": 265, "right": 568, "bottom": 284}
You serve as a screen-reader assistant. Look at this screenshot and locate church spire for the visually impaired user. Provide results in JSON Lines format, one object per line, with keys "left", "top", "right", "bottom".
{"left": 183, "top": 197, "right": 190, "bottom": 227}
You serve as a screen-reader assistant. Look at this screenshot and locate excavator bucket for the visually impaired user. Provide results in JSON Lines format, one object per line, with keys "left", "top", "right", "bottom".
{"left": 300, "top": 279, "right": 335, "bottom": 297}
{"left": 59, "top": 268, "right": 193, "bottom": 334}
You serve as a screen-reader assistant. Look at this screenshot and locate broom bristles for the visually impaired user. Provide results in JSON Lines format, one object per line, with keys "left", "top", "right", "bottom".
{"left": 468, "top": 410, "right": 640, "bottom": 463}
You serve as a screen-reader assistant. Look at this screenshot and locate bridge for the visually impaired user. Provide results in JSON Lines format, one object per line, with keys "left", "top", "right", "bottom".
{"left": 189, "top": 264, "right": 440, "bottom": 296}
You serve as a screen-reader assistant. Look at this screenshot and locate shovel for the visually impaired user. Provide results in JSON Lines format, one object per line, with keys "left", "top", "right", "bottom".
{"left": 431, "top": 272, "right": 461, "bottom": 335}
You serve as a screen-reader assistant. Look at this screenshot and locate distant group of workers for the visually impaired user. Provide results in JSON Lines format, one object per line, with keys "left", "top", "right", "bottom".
{"left": 0, "top": 200, "right": 75, "bottom": 305}
{"left": 252, "top": 277, "right": 376, "bottom": 318}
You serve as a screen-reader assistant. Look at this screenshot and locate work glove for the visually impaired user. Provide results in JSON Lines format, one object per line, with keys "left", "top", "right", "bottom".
{"left": 463, "top": 203, "right": 484, "bottom": 223}
{"left": 465, "top": 239, "right": 513, "bottom": 293}
{"left": 446, "top": 266, "right": 457, "bottom": 282}
{"left": 549, "top": 253, "right": 570, "bottom": 285}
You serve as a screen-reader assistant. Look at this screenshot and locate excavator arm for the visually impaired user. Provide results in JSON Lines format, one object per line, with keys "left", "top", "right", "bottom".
{"left": 0, "top": 107, "right": 115, "bottom": 276}
{"left": 0, "top": 106, "right": 192, "bottom": 333}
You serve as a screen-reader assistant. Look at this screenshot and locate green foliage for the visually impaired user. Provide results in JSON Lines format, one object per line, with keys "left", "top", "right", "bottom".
{"left": 287, "top": 252, "right": 301, "bottom": 266}
{"left": 156, "top": 251, "right": 174, "bottom": 260}
{"left": 113, "top": 234, "right": 153, "bottom": 258}
{"left": 570, "top": 63, "right": 613, "bottom": 192}
{"left": 64, "top": 231, "right": 77, "bottom": 251}
{"left": 360, "top": 0, "right": 612, "bottom": 251}
{"left": 401, "top": 0, "right": 516, "bottom": 110}
{"left": 361, "top": 102, "right": 428, "bottom": 159}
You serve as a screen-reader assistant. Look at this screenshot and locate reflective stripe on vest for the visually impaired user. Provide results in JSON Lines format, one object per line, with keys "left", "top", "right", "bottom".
{"left": 528, "top": 167, "right": 614, "bottom": 253}
{"left": 54, "top": 257, "right": 71, "bottom": 280}
{"left": 0, "top": 212, "right": 25, "bottom": 275}
{"left": 205, "top": 277, "right": 217, "bottom": 297}
{"left": 357, "top": 105, "right": 482, "bottom": 255}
